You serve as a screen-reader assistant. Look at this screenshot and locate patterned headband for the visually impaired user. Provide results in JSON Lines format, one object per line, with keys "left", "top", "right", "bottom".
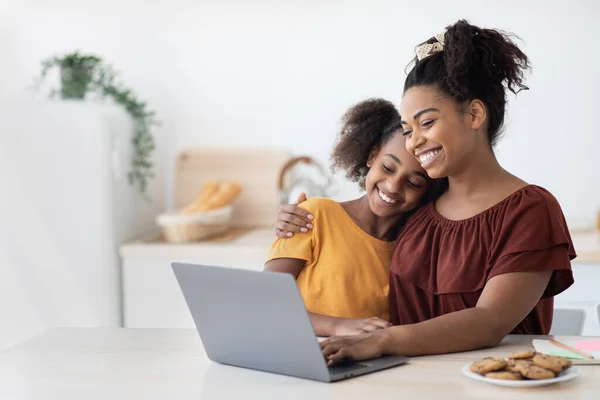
{"left": 415, "top": 30, "right": 447, "bottom": 61}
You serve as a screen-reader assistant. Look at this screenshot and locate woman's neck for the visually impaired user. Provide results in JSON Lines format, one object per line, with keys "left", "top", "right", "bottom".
{"left": 342, "top": 196, "right": 403, "bottom": 242}
{"left": 446, "top": 146, "right": 513, "bottom": 199}
{"left": 437, "top": 146, "right": 529, "bottom": 221}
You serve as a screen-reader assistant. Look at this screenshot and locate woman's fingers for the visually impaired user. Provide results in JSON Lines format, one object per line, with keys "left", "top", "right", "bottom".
{"left": 368, "top": 318, "right": 393, "bottom": 329}
{"left": 321, "top": 342, "right": 342, "bottom": 359}
{"left": 278, "top": 204, "right": 314, "bottom": 221}
{"left": 358, "top": 323, "right": 381, "bottom": 333}
{"left": 273, "top": 205, "right": 315, "bottom": 237}
{"left": 324, "top": 346, "right": 352, "bottom": 366}
{"left": 320, "top": 336, "right": 343, "bottom": 349}
{"left": 327, "top": 349, "right": 349, "bottom": 366}
{"left": 276, "top": 221, "right": 305, "bottom": 234}
{"left": 279, "top": 212, "right": 313, "bottom": 231}
{"left": 273, "top": 197, "right": 315, "bottom": 238}
{"left": 274, "top": 229, "right": 291, "bottom": 238}
{"left": 322, "top": 333, "right": 384, "bottom": 366}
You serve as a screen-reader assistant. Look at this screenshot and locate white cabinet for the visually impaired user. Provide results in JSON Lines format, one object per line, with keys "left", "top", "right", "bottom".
{"left": 555, "top": 261, "right": 600, "bottom": 336}
{"left": 120, "top": 229, "right": 273, "bottom": 328}
{"left": 121, "top": 229, "right": 600, "bottom": 334}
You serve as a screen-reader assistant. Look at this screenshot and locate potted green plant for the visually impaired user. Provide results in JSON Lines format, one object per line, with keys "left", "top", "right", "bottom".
{"left": 36, "top": 51, "right": 158, "bottom": 195}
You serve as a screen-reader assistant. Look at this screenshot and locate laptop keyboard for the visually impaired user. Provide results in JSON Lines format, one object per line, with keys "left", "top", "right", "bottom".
{"left": 328, "top": 361, "right": 368, "bottom": 374}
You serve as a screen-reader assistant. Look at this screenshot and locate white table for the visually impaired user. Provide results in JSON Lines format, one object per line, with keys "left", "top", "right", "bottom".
{"left": 0, "top": 328, "right": 599, "bottom": 399}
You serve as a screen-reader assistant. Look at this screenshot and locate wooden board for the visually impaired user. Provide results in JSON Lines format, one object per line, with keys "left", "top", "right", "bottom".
{"left": 174, "top": 148, "right": 290, "bottom": 227}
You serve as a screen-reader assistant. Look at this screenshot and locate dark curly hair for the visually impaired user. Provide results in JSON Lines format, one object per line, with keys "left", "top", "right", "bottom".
{"left": 405, "top": 19, "right": 531, "bottom": 146}
{"left": 330, "top": 98, "right": 403, "bottom": 190}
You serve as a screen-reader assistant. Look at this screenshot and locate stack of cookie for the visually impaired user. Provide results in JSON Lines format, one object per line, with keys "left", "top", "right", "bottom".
{"left": 469, "top": 351, "right": 573, "bottom": 381}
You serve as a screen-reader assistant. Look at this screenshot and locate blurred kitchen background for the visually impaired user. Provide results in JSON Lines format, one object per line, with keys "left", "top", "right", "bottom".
{"left": 1, "top": 0, "right": 599, "bottom": 349}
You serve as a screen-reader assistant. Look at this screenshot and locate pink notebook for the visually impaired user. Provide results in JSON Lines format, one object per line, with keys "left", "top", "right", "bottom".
{"left": 533, "top": 339, "right": 600, "bottom": 365}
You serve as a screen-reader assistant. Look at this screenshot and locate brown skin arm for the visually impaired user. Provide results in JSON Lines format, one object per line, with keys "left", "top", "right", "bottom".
{"left": 265, "top": 258, "right": 392, "bottom": 336}
{"left": 321, "top": 270, "right": 553, "bottom": 363}
{"left": 264, "top": 258, "right": 306, "bottom": 278}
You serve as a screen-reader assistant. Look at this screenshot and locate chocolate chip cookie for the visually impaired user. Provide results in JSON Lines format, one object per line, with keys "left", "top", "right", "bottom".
{"left": 485, "top": 371, "right": 523, "bottom": 380}
{"left": 532, "top": 354, "right": 572, "bottom": 373}
{"left": 507, "top": 350, "right": 536, "bottom": 359}
{"left": 469, "top": 357, "right": 507, "bottom": 374}
{"left": 518, "top": 364, "right": 556, "bottom": 380}
{"left": 506, "top": 359, "right": 534, "bottom": 373}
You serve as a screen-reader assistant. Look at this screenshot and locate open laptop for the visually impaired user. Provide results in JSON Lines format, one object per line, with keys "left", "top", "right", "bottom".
{"left": 171, "top": 262, "right": 409, "bottom": 382}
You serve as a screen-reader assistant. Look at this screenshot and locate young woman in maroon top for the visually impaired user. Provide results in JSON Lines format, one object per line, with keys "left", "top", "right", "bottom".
{"left": 274, "top": 20, "right": 575, "bottom": 364}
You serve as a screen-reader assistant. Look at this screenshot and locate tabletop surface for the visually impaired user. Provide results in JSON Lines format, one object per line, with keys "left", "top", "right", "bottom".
{"left": 0, "top": 328, "right": 599, "bottom": 400}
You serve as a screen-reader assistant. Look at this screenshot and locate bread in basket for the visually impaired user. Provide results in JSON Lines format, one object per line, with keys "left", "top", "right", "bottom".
{"left": 157, "top": 181, "right": 242, "bottom": 242}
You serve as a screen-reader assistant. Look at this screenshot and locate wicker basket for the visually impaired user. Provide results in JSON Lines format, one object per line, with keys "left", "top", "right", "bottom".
{"left": 156, "top": 206, "right": 233, "bottom": 243}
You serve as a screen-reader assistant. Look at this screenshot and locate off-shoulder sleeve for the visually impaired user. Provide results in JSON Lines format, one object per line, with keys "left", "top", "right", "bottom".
{"left": 487, "top": 187, "right": 576, "bottom": 298}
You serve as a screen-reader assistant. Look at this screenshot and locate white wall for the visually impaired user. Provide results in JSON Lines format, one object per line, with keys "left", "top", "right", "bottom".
{"left": 1, "top": 0, "right": 599, "bottom": 226}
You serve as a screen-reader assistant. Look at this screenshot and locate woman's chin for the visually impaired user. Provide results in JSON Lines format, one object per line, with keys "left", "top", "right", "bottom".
{"left": 373, "top": 205, "right": 406, "bottom": 219}
{"left": 423, "top": 166, "right": 447, "bottom": 180}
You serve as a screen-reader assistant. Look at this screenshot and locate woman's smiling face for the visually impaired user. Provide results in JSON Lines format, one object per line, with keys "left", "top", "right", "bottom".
{"left": 400, "top": 85, "right": 485, "bottom": 179}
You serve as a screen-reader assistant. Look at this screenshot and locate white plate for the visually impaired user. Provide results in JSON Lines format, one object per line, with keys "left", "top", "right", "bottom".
{"left": 462, "top": 364, "right": 580, "bottom": 388}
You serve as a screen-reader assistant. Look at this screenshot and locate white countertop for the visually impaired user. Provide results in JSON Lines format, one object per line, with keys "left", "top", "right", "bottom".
{"left": 119, "top": 227, "right": 275, "bottom": 259}
{"left": 0, "top": 328, "right": 598, "bottom": 399}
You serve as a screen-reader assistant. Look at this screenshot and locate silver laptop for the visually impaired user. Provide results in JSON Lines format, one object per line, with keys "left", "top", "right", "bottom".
{"left": 172, "top": 262, "right": 409, "bottom": 382}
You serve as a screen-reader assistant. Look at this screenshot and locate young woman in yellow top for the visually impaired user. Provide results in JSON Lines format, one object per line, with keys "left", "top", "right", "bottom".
{"left": 265, "top": 99, "right": 446, "bottom": 337}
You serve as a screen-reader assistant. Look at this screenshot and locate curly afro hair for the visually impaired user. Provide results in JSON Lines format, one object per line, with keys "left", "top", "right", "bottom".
{"left": 330, "top": 98, "right": 403, "bottom": 190}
